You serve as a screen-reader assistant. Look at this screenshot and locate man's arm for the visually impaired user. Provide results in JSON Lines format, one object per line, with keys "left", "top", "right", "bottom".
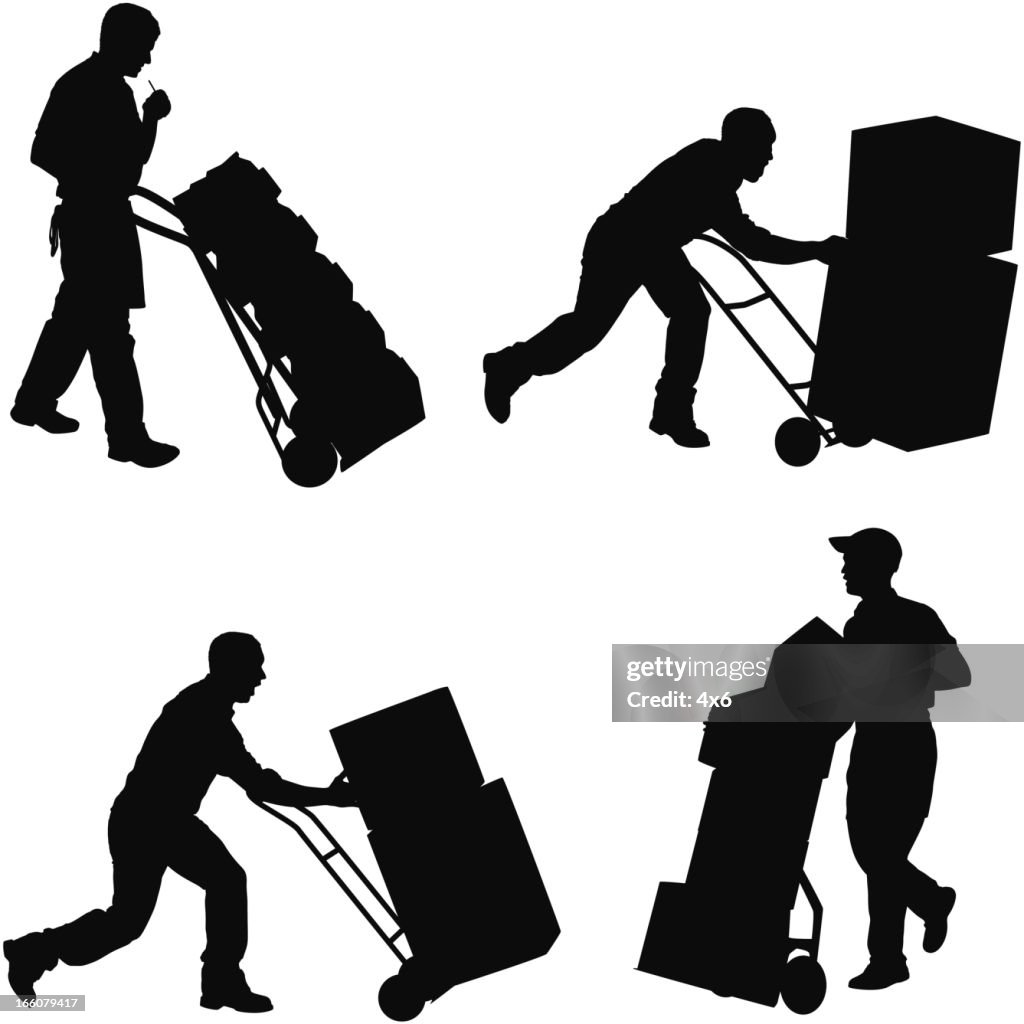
{"left": 138, "top": 89, "right": 171, "bottom": 167}
{"left": 222, "top": 727, "right": 355, "bottom": 807}
{"left": 31, "top": 83, "right": 76, "bottom": 181}
{"left": 255, "top": 770, "right": 356, "bottom": 808}
{"left": 929, "top": 639, "right": 971, "bottom": 691}
{"left": 713, "top": 195, "right": 844, "bottom": 265}
{"left": 920, "top": 608, "right": 971, "bottom": 692}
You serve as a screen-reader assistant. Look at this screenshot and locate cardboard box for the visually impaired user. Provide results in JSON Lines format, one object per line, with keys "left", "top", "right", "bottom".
{"left": 846, "top": 116, "right": 1019, "bottom": 255}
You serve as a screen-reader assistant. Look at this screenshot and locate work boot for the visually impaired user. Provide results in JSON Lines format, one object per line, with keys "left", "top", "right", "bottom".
{"left": 649, "top": 387, "right": 710, "bottom": 448}
{"left": 108, "top": 433, "right": 180, "bottom": 469}
{"left": 483, "top": 349, "right": 530, "bottom": 424}
{"left": 923, "top": 887, "right": 956, "bottom": 953}
{"left": 10, "top": 406, "right": 79, "bottom": 434}
{"left": 848, "top": 960, "right": 910, "bottom": 990}
{"left": 200, "top": 966, "right": 273, "bottom": 1013}
{"left": 4, "top": 932, "right": 58, "bottom": 999}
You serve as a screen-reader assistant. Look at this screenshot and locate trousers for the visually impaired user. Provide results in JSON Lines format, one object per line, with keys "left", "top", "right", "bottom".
{"left": 14, "top": 203, "right": 147, "bottom": 444}
{"left": 847, "top": 723, "right": 942, "bottom": 963}
{"left": 508, "top": 212, "right": 712, "bottom": 406}
{"left": 47, "top": 800, "right": 248, "bottom": 974}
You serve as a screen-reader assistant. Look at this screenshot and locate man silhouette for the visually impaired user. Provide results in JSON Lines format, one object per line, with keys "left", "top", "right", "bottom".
{"left": 10, "top": 3, "right": 178, "bottom": 468}
{"left": 831, "top": 529, "right": 967, "bottom": 990}
{"left": 483, "top": 108, "right": 845, "bottom": 446}
{"left": 3, "top": 633, "right": 355, "bottom": 1011}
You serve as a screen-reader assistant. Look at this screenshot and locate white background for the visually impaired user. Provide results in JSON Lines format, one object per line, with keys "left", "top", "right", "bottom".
{"left": 1, "top": 1, "right": 1022, "bottom": 1022}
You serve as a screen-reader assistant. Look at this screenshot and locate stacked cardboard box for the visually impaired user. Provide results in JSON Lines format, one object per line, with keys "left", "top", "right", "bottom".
{"left": 330, "top": 688, "right": 559, "bottom": 995}
{"left": 173, "top": 154, "right": 424, "bottom": 468}
{"left": 810, "top": 117, "right": 1018, "bottom": 450}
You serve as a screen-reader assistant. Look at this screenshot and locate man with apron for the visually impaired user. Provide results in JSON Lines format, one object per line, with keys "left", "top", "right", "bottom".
{"left": 831, "top": 529, "right": 968, "bottom": 990}
{"left": 11, "top": 3, "right": 178, "bottom": 468}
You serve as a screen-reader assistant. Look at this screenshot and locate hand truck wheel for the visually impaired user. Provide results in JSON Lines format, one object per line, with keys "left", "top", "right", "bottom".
{"left": 378, "top": 973, "right": 426, "bottom": 1021}
{"left": 831, "top": 417, "right": 872, "bottom": 448}
{"left": 289, "top": 400, "right": 329, "bottom": 440}
{"left": 280, "top": 436, "right": 338, "bottom": 487}
{"left": 775, "top": 417, "right": 822, "bottom": 467}
{"left": 779, "top": 955, "right": 826, "bottom": 1014}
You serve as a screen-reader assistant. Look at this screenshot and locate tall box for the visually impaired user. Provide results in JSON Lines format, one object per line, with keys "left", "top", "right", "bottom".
{"left": 847, "top": 116, "right": 1019, "bottom": 255}
{"left": 368, "top": 779, "right": 560, "bottom": 994}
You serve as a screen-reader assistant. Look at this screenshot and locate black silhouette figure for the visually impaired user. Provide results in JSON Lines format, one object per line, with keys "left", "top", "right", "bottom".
{"left": 638, "top": 530, "right": 970, "bottom": 1012}
{"left": 2, "top": 633, "right": 354, "bottom": 1011}
{"left": 483, "top": 108, "right": 844, "bottom": 447}
{"left": 810, "top": 117, "right": 1019, "bottom": 452}
{"left": 831, "top": 529, "right": 968, "bottom": 991}
{"left": 10, "top": 4, "right": 179, "bottom": 468}
{"left": 264, "top": 688, "right": 560, "bottom": 1020}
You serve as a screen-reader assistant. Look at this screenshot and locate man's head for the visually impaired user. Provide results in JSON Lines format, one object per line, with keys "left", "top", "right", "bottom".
{"left": 208, "top": 632, "right": 266, "bottom": 703}
{"left": 721, "top": 108, "right": 776, "bottom": 183}
{"left": 99, "top": 4, "right": 160, "bottom": 78}
{"left": 830, "top": 528, "right": 903, "bottom": 596}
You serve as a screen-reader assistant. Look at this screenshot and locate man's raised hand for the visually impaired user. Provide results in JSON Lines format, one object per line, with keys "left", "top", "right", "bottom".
{"left": 143, "top": 89, "right": 172, "bottom": 122}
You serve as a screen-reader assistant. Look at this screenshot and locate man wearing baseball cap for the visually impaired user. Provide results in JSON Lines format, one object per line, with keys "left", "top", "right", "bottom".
{"left": 830, "top": 529, "right": 968, "bottom": 991}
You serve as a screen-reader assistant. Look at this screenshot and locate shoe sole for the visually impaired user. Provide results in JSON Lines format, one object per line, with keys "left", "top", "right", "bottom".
{"left": 3, "top": 940, "right": 37, "bottom": 1000}
{"left": 108, "top": 451, "right": 180, "bottom": 468}
{"left": 650, "top": 424, "right": 710, "bottom": 448}
{"left": 923, "top": 889, "right": 956, "bottom": 953}
{"left": 483, "top": 360, "right": 512, "bottom": 423}
{"left": 10, "top": 413, "right": 79, "bottom": 434}
{"left": 849, "top": 977, "right": 909, "bottom": 990}
{"left": 200, "top": 996, "right": 272, "bottom": 1013}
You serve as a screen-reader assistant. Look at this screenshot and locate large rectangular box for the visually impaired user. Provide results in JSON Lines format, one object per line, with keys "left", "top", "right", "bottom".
{"left": 638, "top": 881, "right": 788, "bottom": 1007}
{"left": 330, "top": 688, "right": 484, "bottom": 831}
{"left": 369, "top": 778, "right": 560, "bottom": 995}
{"left": 686, "top": 768, "right": 823, "bottom": 908}
{"left": 809, "top": 250, "right": 1016, "bottom": 450}
{"left": 847, "top": 116, "right": 1019, "bottom": 255}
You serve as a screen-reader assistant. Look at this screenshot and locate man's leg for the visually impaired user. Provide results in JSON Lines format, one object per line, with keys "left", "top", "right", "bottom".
{"left": 86, "top": 306, "right": 145, "bottom": 447}
{"left": 4, "top": 806, "right": 166, "bottom": 997}
{"left": 167, "top": 817, "right": 271, "bottom": 1013}
{"left": 906, "top": 862, "right": 956, "bottom": 953}
{"left": 847, "top": 808, "right": 921, "bottom": 988}
{"left": 87, "top": 306, "right": 179, "bottom": 468}
{"left": 643, "top": 252, "right": 712, "bottom": 447}
{"left": 11, "top": 282, "right": 87, "bottom": 434}
{"left": 484, "top": 219, "right": 640, "bottom": 423}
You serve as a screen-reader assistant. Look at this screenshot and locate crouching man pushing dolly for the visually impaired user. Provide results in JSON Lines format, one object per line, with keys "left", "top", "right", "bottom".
{"left": 4, "top": 633, "right": 356, "bottom": 1012}
{"left": 484, "top": 108, "right": 845, "bottom": 446}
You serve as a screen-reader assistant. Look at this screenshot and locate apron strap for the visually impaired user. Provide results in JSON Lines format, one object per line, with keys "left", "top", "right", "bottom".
{"left": 48, "top": 204, "right": 62, "bottom": 257}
